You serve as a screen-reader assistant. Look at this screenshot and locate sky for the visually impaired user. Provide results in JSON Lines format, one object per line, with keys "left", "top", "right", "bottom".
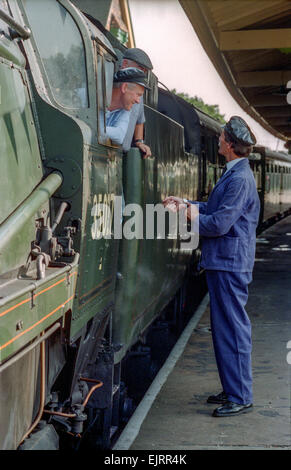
{"left": 129, "top": 0, "right": 287, "bottom": 151}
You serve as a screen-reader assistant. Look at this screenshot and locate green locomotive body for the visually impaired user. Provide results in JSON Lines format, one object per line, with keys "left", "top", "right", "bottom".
{"left": 0, "top": 0, "right": 121, "bottom": 448}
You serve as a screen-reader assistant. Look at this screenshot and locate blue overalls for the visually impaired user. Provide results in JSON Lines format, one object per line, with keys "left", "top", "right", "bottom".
{"left": 195, "top": 159, "right": 260, "bottom": 404}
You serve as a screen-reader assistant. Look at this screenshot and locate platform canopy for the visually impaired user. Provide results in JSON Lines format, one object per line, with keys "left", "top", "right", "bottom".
{"left": 179, "top": 0, "right": 291, "bottom": 144}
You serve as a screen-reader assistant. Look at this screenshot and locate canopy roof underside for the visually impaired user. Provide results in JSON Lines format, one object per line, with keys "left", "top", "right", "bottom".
{"left": 179, "top": 0, "right": 291, "bottom": 143}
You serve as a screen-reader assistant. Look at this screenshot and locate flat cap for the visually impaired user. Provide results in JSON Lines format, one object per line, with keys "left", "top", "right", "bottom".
{"left": 114, "top": 67, "right": 150, "bottom": 90}
{"left": 123, "top": 48, "right": 153, "bottom": 70}
{"left": 223, "top": 116, "right": 257, "bottom": 146}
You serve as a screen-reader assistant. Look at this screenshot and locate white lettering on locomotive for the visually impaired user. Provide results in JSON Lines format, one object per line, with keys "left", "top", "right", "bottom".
{"left": 91, "top": 193, "right": 115, "bottom": 240}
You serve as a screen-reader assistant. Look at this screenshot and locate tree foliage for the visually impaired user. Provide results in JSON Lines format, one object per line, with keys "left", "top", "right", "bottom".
{"left": 171, "top": 88, "right": 226, "bottom": 124}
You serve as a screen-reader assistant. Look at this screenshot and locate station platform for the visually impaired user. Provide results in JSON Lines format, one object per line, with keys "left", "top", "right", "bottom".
{"left": 127, "top": 216, "right": 291, "bottom": 450}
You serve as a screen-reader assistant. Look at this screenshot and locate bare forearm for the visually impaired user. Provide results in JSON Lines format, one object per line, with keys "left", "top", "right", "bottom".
{"left": 133, "top": 123, "right": 152, "bottom": 158}
{"left": 133, "top": 123, "right": 144, "bottom": 141}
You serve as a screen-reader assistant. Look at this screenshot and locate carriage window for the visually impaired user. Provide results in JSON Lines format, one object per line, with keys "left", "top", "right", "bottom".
{"left": 23, "top": 0, "right": 88, "bottom": 109}
{"left": 206, "top": 138, "right": 211, "bottom": 163}
{"left": 210, "top": 137, "right": 217, "bottom": 164}
{"left": 213, "top": 137, "right": 219, "bottom": 163}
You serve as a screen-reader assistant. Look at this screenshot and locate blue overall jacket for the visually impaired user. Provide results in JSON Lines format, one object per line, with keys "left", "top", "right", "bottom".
{"left": 195, "top": 158, "right": 260, "bottom": 272}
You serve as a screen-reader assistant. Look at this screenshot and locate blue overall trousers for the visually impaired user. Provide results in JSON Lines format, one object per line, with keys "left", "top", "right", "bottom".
{"left": 193, "top": 159, "right": 260, "bottom": 405}
{"left": 206, "top": 270, "right": 253, "bottom": 404}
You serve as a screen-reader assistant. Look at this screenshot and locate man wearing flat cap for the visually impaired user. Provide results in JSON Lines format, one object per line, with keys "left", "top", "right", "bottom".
{"left": 106, "top": 67, "right": 150, "bottom": 145}
{"left": 163, "top": 116, "right": 260, "bottom": 417}
{"left": 119, "top": 48, "right": 153, "bottom": 158}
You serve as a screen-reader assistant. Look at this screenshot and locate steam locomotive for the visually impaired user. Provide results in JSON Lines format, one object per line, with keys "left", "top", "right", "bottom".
{"left": 0, "top": 0, "right": 291, "bottom": 450}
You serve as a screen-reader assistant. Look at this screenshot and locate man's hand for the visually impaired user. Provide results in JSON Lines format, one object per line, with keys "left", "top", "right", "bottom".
{"left": 135, "top": 141, "right": 152, "bottom": 159}
{"left": 163, "top": 196, "right": 187, "bottom": 216}
{"left": 163, "top": 196, "right": 199, "bottom": 221}
{"left": 163, "top": 196, "right": 184, "bottom": 209}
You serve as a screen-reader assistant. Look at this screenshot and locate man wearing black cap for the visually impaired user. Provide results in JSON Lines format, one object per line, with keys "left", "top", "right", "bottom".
{"left": 163, "top": 116, "right": 261, "bottom": 417}
{"left": 120, "top": 48, "right": 153, "bottom": 158}
{"left": 106, "top": 67, "right": 150, "bottom": 145}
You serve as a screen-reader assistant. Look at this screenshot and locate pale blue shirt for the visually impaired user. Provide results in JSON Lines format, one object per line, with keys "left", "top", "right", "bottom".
{"left": 106, "top": 108, "right": 130, "bottom": 145}
{"left": 122, "top": 96, "right": 145, "bottom": 152}
{"left": 224, "top": 157, "right": 246, "bottom": 175}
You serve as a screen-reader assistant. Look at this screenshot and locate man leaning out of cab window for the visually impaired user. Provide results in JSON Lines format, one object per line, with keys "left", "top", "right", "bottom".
{"left": 105, "top": 68, "right": 150, "bottom": 146}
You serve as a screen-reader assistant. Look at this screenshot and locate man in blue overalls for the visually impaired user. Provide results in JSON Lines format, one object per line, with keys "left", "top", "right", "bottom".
{"left": 164, "top": 116, "right": 260, "bottom": 417}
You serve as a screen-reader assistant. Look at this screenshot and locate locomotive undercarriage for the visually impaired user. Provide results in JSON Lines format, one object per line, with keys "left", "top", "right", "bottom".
{"left": 17, "top": 269, "right": 206, "bottom": 450}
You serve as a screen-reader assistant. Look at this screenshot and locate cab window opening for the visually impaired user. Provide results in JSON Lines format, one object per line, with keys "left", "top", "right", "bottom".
{"left": 95, "top": 43, "right": 116, "bottom": 146}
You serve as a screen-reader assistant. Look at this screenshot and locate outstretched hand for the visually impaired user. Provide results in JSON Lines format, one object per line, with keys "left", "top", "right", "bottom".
{"left": 162, "top": 196, "right": 184, "bottom": 211}
{"left": 162, "top": 196, "right": 198, "bottom": 221}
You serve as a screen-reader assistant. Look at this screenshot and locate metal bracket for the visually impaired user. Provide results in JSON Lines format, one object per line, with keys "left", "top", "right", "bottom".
{"left": 45, "top": 158, "right": 82, "bottom": 199}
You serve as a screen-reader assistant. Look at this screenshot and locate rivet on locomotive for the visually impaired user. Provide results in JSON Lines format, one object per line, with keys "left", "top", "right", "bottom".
{"left": 0, "top": 0, "right": 291, "bottom": 450}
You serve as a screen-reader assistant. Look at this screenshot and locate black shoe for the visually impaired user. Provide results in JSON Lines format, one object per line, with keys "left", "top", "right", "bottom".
{"left": 207, "top": 391, "right": 228, "bottom": 404}
{"left": 212, "top": 401, "right": 253, "bottom": 417}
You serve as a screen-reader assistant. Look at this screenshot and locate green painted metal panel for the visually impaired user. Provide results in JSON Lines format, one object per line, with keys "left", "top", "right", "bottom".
{"left": 0, "top": 35, "right": 26, "bottom": 65}
{"left": 0, "top": 64, "right": 43, "bottom": 225}
{"left": 114, "top": 108, "right": 195, "bottom": 362}
{"left": 71, "top": 0, "right": 112, "bottom": 27}
{"left": 0, "top": 264, "right": 77, "bottom": 363}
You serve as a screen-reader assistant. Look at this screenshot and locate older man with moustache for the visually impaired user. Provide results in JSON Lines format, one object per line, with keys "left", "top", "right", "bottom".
{"left": 163, "top": 116, "right": 260, "bottom": 417}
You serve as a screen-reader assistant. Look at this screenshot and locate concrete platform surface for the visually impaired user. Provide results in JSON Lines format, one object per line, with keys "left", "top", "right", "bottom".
{"left": 130, "top": 217, "right": 291, "bottom": 450}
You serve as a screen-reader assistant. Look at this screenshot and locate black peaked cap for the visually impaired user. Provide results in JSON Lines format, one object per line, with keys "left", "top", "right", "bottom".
{"left": 223, "top": 116, "right": 257, "bottom": 146}
{"left": 114, "top": 67, "right": 150, "bottom": 90}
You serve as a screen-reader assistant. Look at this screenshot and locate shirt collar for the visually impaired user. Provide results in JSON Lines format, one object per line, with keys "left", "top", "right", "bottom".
{"left": 226, "top": 157, "right": 245, "bottom": 172}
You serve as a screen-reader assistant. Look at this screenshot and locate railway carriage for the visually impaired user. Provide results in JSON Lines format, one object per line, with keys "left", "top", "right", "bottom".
{"left": 260, "top": 149, "right": 291, "bottom": 223}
